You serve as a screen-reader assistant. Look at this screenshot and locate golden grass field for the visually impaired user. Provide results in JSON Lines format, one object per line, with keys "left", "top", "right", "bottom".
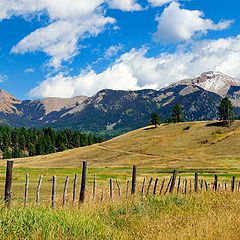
{"left": 4, "top": 120, "right": 240, "bottom": 170}
{"left": 0, "top": 121, "right": 240, "bottom": 239}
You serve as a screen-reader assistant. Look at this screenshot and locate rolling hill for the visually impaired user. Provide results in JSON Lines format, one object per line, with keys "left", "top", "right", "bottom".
{"left": 6, "top": 121, "right": 240, "bottom": 170}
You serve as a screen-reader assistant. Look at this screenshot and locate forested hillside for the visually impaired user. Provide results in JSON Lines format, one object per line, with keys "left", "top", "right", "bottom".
{"left": 0, "top": 126, "right": 105, "bottom": 159}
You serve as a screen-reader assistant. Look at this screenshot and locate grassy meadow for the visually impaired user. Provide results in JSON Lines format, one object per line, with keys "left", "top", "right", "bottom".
{"left": 0, "top": 193, "right": 240, "bottom": 239}
{"left": 0, "top": 121, "right": 240, "bottom": 239}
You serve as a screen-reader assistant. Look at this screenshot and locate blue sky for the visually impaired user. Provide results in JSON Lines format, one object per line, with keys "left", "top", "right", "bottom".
{"left": 0, "top": 0, "right": 240, "bottom": 99}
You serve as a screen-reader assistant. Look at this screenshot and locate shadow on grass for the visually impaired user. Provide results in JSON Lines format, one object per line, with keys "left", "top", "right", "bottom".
{"left": 205, "top": 121, "right": 228, "bottom": 127}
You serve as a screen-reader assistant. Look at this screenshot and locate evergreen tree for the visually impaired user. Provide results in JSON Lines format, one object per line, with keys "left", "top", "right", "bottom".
{"left": 3, "top": 148, "right": 12, "bottom": 159}
{"left": 171, "top": 103, "right": 184, "bottom": 123}
{"left": 12, "top": 147, "right": 21, "bottom": 158}
{"left": 28, "top": 143, "right": 36, "bottom": 157}
{"left": 151, "top": 112, "right": 160, "bottom": 128}
{"left": 218, "top": 97, "right": 234, "bottom": 126}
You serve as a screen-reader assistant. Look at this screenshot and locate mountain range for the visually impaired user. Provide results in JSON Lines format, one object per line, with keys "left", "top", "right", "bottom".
{"left": 1, "top": 71, "right": 240, "bottom": 138}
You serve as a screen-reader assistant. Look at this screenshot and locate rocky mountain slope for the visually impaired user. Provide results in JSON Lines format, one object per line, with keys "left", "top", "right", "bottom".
{"left": 1, "top": 71, "right": 240, "bottom": 137}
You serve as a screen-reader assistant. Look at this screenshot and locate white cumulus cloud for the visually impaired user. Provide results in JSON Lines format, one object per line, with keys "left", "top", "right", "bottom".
{"left": 0, "top": 0, "right": 118, "bottom": 69}
{"left": 148, "top": 0, "right": 176, "bottom": 7}
{"left": 154, "top": 2, "right": 233, "bottom": 44}
{"left": 108, "top": 0, "right": 142, "bottom": 11}
{"left": 29, "top": 35, "right": 240, "bottom": 98}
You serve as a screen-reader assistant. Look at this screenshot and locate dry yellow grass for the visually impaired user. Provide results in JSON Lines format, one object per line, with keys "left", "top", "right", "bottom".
{"left": 0, "top": 192, "right": 240, "bottom": 240}
{"left": 4, "top": 121, "right": 240, "bottom": 170}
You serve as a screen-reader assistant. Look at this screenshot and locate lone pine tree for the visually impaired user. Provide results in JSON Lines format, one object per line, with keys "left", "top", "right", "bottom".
{"left": 171, "top": 103, "right": 184, "bottom": 123}
{"left": 218, "top": 97, "right": 234, "bottom": 126}
{"left": 151, "top": 112, "right": 160, "bottom": 128}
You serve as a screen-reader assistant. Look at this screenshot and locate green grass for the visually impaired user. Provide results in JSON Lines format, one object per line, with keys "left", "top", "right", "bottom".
{"left": 0, "top": 193, "right": 240, "bottom": 239}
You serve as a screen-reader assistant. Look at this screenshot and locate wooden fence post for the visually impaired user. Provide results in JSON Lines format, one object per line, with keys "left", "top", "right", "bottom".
{"left": 131, "top": 166, "right": 137, "bottom": 195}
{"left": 24, "top": 174, "right": 29, "bottom": 208}
{"left": 146, "top": 177, "right": 153, "bottom": 196}
{"left": 73, "top": 174, "right": 78, "bottom": 205}
{"left": 141, "top": 177, "right": 146, "bottom": 198}
{"left": 194, "top": 172, "right": 198, "bottom": 193}
{"left": 79, "top": 161, "right": 87, "bottom": 203}
{"left": 177, "top": 176, "right": 181, "bottom": 195}
{"left": 52, "top": 176, "right": 57, "bottom": 209}
{"left": 4, "top": 161, "right": 13, "bottom": 208}
{"left": 164, "top": 177, "right": 172, "bottom": 195}
{"left": 231, "top": 176, "right": 235, "bottom": 192}
{"left": 169, "top": 170, "right": 177, "bottom": 194}
{"left": 93, "top": 173, "right": 96, "bottom": 201}
{"left": 126, "top": 180, "right": 130, "bottom": 198}
{"left": 214, "top": 175, "right": 218, "bottom": 191}
{"left": 153, "top": 178, "right": 158, "bottom": 195}
{"left": 204, "top": 180, "right": 208, "bottom": 191}
{"left": 110, "top": 178, "right": 113, "bottom": 199}
{"left": 159, "top": 178, "right": 166, "bottom": 195}
{"left": 36, "top": 175, "right": 43, "bottom": 206}
{"left": 62, "top": 176, "right": 69, "bottom": 208}
{"left": 200, "top": 179, "right": 203, "bottom": 191}
{"left": 184, "top": 179, "right": 188, "bottom": 194}
{"left": 116, "top": 178, "right": 121, "bottom": 197}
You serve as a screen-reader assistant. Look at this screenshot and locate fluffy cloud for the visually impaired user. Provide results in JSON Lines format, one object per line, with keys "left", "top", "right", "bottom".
{"left": 29, "top": 35, "right": 240, "bottom": 98}
{"left": 154, "top": 2, "right": 233, "bottom": 44}
{"left": 0, "top": 0, "right": 118, "bottom": 69}
{"left": 148, "top": 0, "right": 176, "bottom": 7}
{"left": 108, "top": 0, "right": 142, "bottom": 11}
{"left": 12, "top": 15, "right": 115, "bottom": 68}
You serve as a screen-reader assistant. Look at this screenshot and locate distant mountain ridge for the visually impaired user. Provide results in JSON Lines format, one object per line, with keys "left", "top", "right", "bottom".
{"left": 1, "top": 71, "right": 240, "bottom": 137}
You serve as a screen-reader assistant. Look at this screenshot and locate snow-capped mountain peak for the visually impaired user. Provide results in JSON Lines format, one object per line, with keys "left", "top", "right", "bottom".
{"left": 172, "top": 71, "right": 240, "bottom": 97}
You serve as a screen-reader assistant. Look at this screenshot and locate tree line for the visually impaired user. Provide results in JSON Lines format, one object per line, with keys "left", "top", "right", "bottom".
{"left": 0, "top": 126, "right": 105, "bottom": 159}
{"left": 151, "top": 97, "right": 234, "bottom": 127}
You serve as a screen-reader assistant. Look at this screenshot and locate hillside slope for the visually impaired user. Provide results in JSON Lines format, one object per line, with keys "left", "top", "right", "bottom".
{"left": 6, "top": 121, "right": 240, "bottom": 170}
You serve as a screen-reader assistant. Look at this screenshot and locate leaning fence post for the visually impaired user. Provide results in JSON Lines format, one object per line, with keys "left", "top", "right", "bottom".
{"left": 52, "top": 176, "right": 57, "bottom": 209}
{"left": 73, "top": 174, "right": 78, "bottom": 205}
{"left": 131, "top": 166, "right": 137, "bottom": 195}
{"left": 63, "top": 176, "right": 69, "bottom": 208}
{"left": 146, "top": 177, "right": 153, "bottom": 196}
{"left": 169, "top": 170, "right": 177, "bottom": 194}
{"left": 231, "top": 176, "right": 235, "bottom": 192}
{"left": 4, "top": 161, "right": 13, "bottom": 208}
{"left": 36, "top": 175, "right": 43, "bottom": 206}
{"left": 177, "top": 176, "right": 181, "bottom": 195}
{"left": 204, "top": 180, "right": 208, "bottom": 191}
{"left": 141, "top": 177, "right": 146, "bottom": 198}
{"left": 116, "top": 178, "right": 121, "bottom": 197}
{"left": 214, "top": 175, "right": 218, "bottom": 191}
{"left": 159, "top": 178, "right": 166, "bottom": 195}
{"left": 153, "top": 178, "right": 159, "bottom": 195}
{"left": 164, "top": 177, "right": 172, "bottom": 195}
{"left": 24, "top": 174, "right": 29, "bottom": 207}
{"left": 194, "top": 172, "right": 198, "bottom": 193}
{"left": 79, "top": 161, "right": 88, "bottom": 203}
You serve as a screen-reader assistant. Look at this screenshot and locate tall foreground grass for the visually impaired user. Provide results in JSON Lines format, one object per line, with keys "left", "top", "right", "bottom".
{"left": 0, "top": 192, "right": 240, "bottom": 239}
